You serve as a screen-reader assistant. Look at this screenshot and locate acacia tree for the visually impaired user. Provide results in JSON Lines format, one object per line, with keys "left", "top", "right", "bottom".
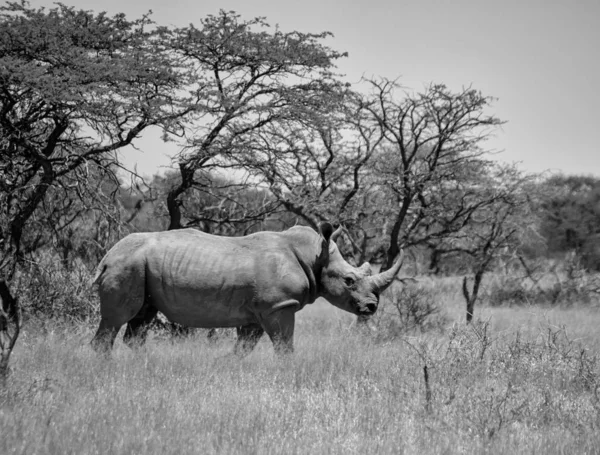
{"left": 244, "top": 78, "right": 507, "bottom": 264}
{"left": 427, "top": 165, "right": 532, "bottom": 322}
{"left": 244, "top": 78, "right": 507, "bottom": 266}
{"left": 343, "top": 79, "right": 503, "bottom": 269}
{"left": 0, "top": 2, "right": 188, "bottom": 381}
{"left": 161, "top": 11, "right": 348, "bottom": 230}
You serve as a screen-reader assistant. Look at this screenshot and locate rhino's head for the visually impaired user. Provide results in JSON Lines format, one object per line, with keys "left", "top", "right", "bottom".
{"left": 318, "top": 223, "right": 404, "bottom": 316}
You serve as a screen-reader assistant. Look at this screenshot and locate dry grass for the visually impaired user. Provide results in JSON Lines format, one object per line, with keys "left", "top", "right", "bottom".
{"left": 2, "top": 279, "right": 600, "bottom": 454}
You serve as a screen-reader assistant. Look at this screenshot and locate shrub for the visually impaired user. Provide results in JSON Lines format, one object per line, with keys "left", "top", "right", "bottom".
{"left": 487, "top": 256, "right": 600, "bottom": 307}
{"left": 14, "top": 252, "right": 98, "bottom": 324}
{"left": 374, "top": 280, "right": 450, "bottom": 337}
{"left": 412, "top": 321, "right": 600, "bottom": 442}
{"left": 487, "top": 275, "right": 546, "bottom": 306}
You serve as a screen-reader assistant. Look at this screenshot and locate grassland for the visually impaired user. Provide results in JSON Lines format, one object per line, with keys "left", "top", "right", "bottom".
{"left": 2, "top": 278, "right": 600, "bottom": 454}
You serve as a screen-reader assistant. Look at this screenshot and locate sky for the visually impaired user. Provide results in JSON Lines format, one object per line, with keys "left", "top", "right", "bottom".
{"left": 31, "top": 0, "right": 600, "bottom": 178}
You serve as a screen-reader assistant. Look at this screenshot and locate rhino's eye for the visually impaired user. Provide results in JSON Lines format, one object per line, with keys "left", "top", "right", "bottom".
{"left": 344, "top": 277, "right": 355, "bottom": 287}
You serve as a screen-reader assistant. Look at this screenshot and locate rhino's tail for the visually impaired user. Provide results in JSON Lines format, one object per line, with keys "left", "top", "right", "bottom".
{"left": 91, "top": 258, "right": 108, "bottom": 287}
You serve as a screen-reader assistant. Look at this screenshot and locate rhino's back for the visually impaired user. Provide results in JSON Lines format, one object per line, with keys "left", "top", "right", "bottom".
{"left": 140, "top": 229, "right": 306, "bottom": 327}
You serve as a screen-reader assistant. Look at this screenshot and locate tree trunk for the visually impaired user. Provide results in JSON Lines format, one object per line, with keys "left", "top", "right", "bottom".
{"left": 383, "top": 218, "right": 403, "bottom": 272}
{"left": 428, "top": 248, "right": 441, "bottom": 275}
{"left": 462, "top": 270, "right": 484, "bottom": 323}
{"left": 382, "top": 196, "right": 412, "bottom": 271}
{"left": 167, "top": 163, "right": 195, "bottom": 231}
{"left": 0, "top": 279, "right": 20, "bottom": 387}
{"left": 167, "top": 190, "right": 184, "bottom": 230}
{"left": 0, "top": 173, "right": 53, "bottom": 384}
{"left": 358, "top": 202, "right": 410, "bottom": 332}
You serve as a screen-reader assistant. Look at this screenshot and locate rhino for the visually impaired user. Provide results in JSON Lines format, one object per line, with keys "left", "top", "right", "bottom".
{"left": 91, "top": 223, "right": 403, "bottom": 355}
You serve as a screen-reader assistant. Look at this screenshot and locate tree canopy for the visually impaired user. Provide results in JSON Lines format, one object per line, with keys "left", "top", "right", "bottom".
{"left": 0, "top": 1, "right": 188, "bottom": 276}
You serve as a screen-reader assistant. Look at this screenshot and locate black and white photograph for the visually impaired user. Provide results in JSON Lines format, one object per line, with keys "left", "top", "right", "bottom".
{"left": 1, "top": 0, "right": 599, "bottom": 453}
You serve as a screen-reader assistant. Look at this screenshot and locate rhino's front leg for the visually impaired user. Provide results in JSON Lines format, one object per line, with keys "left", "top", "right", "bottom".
{"left": 233, "top": 324, "right": 265, "bottom": 357}
{"left": 261, "top": 307, "right": 295, "bottom": 355}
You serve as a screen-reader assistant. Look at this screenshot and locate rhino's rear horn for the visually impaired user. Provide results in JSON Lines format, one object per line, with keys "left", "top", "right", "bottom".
{"left": 370, "top": 250, "right": 405, "bottom": 292}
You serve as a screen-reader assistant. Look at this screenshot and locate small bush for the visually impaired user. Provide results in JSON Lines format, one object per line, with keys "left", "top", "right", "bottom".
{"left": 14, "top": 253, "right": 98, "bottom": 324}
{"left": 487, "top": 256, "right": 600, "bottom": 307}
{"left": 487, "top": 276, "right": 546, "bottom": 306}
{"left": 408, "top": 321, "right": 600, "bottom": 443}
{"left": 374, "top": 281, "right": 450, "bottom": 337}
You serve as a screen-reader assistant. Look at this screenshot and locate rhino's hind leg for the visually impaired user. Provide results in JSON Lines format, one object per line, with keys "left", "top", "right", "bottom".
{"left": 91, "top": 319, "right": 120, "bottom": 353}
{"left": 123, "top": 299, "right": 158, "bottom": 349}
{"left": 233, "top": 324, "right": 265, "bottom": 357}
{"left": 92, "top": 261, "right": 146, "bottom": 353}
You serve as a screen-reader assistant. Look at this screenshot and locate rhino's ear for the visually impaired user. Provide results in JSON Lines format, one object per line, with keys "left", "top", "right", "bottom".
{"left": 331, "top": 225, "right": 343, "bottom": 242}
{"left": 319, "top": 222, "right": 334, "bottom": 242}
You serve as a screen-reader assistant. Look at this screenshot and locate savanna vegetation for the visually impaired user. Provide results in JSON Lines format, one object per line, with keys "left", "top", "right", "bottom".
{"left": 1, "top": 2, "right": 600, "bottom": 453}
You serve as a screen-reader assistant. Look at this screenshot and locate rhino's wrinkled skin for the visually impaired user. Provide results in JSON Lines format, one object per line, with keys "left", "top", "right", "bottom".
{"left": 91, "top": 223, "right": 403, "bottom": 355}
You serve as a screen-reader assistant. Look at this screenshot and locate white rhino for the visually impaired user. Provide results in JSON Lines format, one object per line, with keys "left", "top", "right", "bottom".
{"left": 91, "top": 223, "right": 403, "bottom": 354}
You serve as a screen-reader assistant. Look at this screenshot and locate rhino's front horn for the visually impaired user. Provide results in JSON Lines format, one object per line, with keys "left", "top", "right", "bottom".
{"left": 370, "top": 250, "right": 405, "bottom": 292}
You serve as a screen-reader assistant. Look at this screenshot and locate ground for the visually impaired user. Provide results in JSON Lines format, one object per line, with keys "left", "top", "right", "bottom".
{"left": 2, "top": 280, "right": 600, "bottom": 454}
